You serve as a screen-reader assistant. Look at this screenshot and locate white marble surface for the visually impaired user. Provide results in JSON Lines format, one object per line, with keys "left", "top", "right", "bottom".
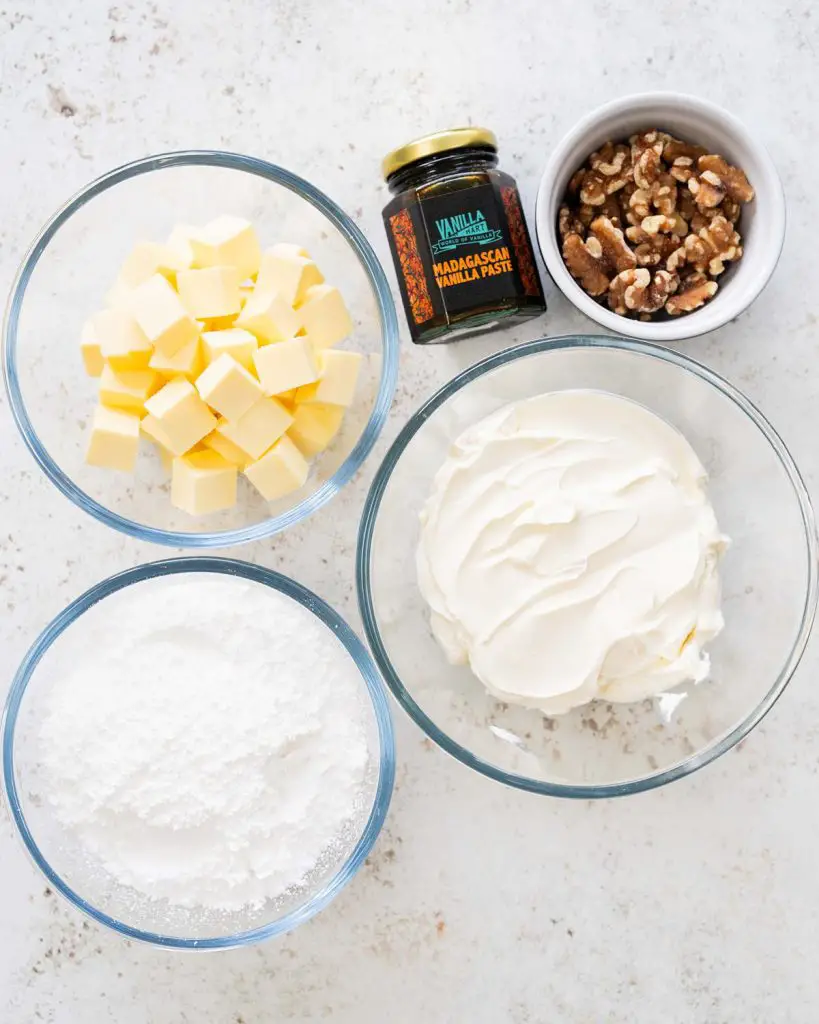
{"left": 1, "top": 1, "right": 818, "bottom": 1020}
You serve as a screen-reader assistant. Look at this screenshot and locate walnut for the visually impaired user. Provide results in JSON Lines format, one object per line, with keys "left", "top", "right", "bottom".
{"left": 627, "top": 226, "right": 682, "bottom": 267}
{"left": 699, "top": 215, "right": 742, "bottom": 275}
{"left": 630, "top": 131, "right": 665, "bottom": 164}
{"left": 591, "top": 142, "right": 631, "bottom": 180}
{"left": 589, "top": 216, "right": 637, "bottom": 273}
{"left": 697, "top": 154, "right": 755, "bottom": 203}
{"left": 562, "top": 232, "right": 610, "bottom": 296}
{"left": 663, "top": 138, "right": 708, "bottom": 163}
{"left": 721, "top": 196, "right": 741, "bottom": 224}
{"left": 666, "top": 278, "right": 718, "bottom": 316}
{"left": 641, "top": 214, "right": 679, "bottom": 235}
{"left": 650, "top": 173, "right": 678, "bottom": 216}
{"left": 634, "top": 148, "right": 663, "bottom": 191}
{"left": 628, "top": 187, "right": 652, "bottom": 223}
{"left": 559, "top": 128, "right": 754, "bottom": 320}
{"left": 608, "top": 268, "right": 650, "bottom": 314}
{"left": 559, "top": 205, "right": 585, "bottom": 240}
{"left": 579, "top": 170, "right": 607, "bottom": 206}
{"left": 688, "top": 172, "right": 725, "bottom": 209}
{"left": 669, "top": 156, "right": 695, "bottom": 183}
{"left": 608, "top": 268, "right": 678, "bottom": 314}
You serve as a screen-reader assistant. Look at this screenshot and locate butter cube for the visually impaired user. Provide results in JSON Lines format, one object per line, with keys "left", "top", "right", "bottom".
{"left": 118, "top": 242, "right": 185, "bottom": 289}
{"left": 236, "top": 286, "right": 300, "bottom": 344}
{"left": 296, "top": 284, "right": 353, "bottom": 349}
{"left": 93, "top": 309, "right": 153, "bottom": 371}
{"left": 165, "top": 224, "right": 199, "bottom": 268}
{"left": 287, "top": 402, "right": 344, "bottom": 457}
{"left": 129, "top": 273, "right": 200, "bottom": 357}
{"left": 201, "top": 327, "right": 258, "bottom": 371}
{"left": 198, "top": 314, "right": 240, "bottom": 332}
{"left": 296, "top": 350, "right": 361, "bottom": 407}
{"left": 171, "top": 450, "right": 238, "bottom": 515}
{"left": 86, "top": 405, "right": 141, "bottom": 471}
{"left": 99, "top": 364, "right": 159, "bottom": 413}
{"left": 270, "top": 242, "right": 310, "bottom": 259}
{"left": 177, "top": 266, "right": 242, "bottom": 320}
{"left": 141, "top": 413, "right": 175, "bottom": 453}
{"left": 253, "top": 337, "right": 319, "bottom": 396}
{"left": 144, "top": 377, "right": 217, "bottom": 456}
{"left": 80, "top": 319, "right": 104, "bottom": 377}
{"left": 244, "top": 434, "right": 309, "bottom": 501}
{"left": 215, "top": 397, "right": 292, "bottom": 461}
{"left": 189, "top": 216, "right": 262, "bottom": 279}
{"left": 195, "top": 353, "right": 263, "bottom": 421}
{"left": 255, "top": 249, "right": 324, "bottom": 306}
{"left": 202, "top": 430, "right": 250, "bottom": 467}
{"left": 149, "top": 336, "right": 204, "bottom": 380}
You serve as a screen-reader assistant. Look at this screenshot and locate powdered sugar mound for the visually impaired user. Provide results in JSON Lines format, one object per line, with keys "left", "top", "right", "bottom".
{"left": 38, "top": 573, "right": 370, "bottom": 912}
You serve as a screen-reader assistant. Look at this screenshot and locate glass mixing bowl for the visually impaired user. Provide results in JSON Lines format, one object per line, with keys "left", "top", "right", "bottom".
{"left": 2, "top": 151, "right": 399, "bottom": 547}
{"left": 357, "top": 336, "right": 817, "bottom": 798}
{"left": 2, "top": 558, "right": 395, "bottom": 949}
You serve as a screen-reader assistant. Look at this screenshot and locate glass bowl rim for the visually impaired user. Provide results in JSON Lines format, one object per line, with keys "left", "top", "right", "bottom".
{"left": 2, "top": 556, "right": 397, "bottom": 949}
{"left": 356, "top": 333, "right": 818, "bottom": 799}
{"left": 2, "top": 150, "right": 400, "bottom": 548}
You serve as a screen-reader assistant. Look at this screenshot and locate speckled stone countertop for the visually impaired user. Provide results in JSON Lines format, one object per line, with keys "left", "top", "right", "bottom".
{"left": 2, "top": 2, "right": 819, "bottom": 1021}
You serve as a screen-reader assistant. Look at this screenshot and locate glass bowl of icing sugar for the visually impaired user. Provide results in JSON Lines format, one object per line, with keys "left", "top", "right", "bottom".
{"left": 3, "top": 558, "right": 395, "bottom": 948}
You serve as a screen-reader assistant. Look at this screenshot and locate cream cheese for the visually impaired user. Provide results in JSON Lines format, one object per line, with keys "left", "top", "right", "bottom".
{"left": 416, "top": 390, "right": 728, "bottom": 715}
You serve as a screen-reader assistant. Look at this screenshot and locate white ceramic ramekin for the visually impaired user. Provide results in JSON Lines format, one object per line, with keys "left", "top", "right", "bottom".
{"left": 535, "top": 93, "right": 786, "bottom": 342}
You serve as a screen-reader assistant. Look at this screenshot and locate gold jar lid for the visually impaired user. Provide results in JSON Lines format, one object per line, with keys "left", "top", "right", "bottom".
{"left": 382, "top": 127, "right": 498, "bottom": 180}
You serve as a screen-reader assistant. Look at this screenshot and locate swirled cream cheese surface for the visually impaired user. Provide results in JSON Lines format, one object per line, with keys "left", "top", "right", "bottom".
{"left": 416, "top": 390, "right": 728, "bottom": 715}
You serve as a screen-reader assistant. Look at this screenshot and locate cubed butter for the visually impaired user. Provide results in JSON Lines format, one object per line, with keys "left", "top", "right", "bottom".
{"left": 86, "top": 405, "right": 141, "bottom": 471}
{"left": 165, "top": 224, "right": 199, "bottom": 268}
{"left": 177, "top": 266, "right": 242, "bottom": 320}
{"left": 253, "top": 337, "right": 319, "bottom": 395}
{"left": 244, "top": 434, "right": 309, "bottom": 501}
{"left": 189, "top": 216, "right": 261, "bottom": 279}
{"left": 202, "top": 430, "right": 250, "bottom": 467}
{"left": 117, "top": 241, "right": 185, "bottom": 289}
{"left": 144, "top": 377, "right": 218, "bottom": 456}
{"left": 198, "top": 314, "right": 240, "bottom": 332}
{"left": 99, "top": 364, "right": 159, "bottom": 413}
{"left": 201, "top": 327, "right": 258, "bottom": 371}
{"left": 149, "top": 336, "right": 204, "bottom": 380}
{"left": 296, "top": 284, "right": 353, "bottom": 349}
{"left": 195, "top": 353, "right": 263, "bottom": 421}
{"left": 80, "top": 318, "right": 104, "bottom": 377}
{"left": 236, "top": 286, "right": 300, "bottom": 344}
{"left": 287, "top": 402, "right": 344, "bottom": 457}
{"left": 215, "top": 397, "right": 292, "bottom": 461}
{"left": 129, "top": 273, "right": 200, "bottom": 357}
{"left": 171, "top": 450, "right": 238, "bottom": 516}
{"left": 296, "top": 350, "right": 362, "bottom": 407}
{"left": 93, "top": 309, "right": 153, "bottom": 371}
{"left": 270, "top": 242, "right": 310, "bottom": 259}
{"left": 141, "top": 412, "right": 174, "bottom": 450}
{"left": 255, "top": 249, "right": 324, "bottom": 306}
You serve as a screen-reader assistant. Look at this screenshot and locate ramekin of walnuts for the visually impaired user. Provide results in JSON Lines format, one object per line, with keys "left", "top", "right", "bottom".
{"left": 559, "top": 131, "right": 753, "bottom": 320}
{"left": 535, "top": 94, "right": 786, "bottom": 341}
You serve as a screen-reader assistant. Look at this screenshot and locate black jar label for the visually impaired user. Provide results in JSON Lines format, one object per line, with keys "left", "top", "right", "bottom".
{"left": 386, "top": 182, "right": 543, "bottom": 342}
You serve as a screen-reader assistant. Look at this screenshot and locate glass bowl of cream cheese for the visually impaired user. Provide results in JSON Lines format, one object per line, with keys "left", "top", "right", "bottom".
{"left": 357, "top": 336, "right": 817, "bottom": 797}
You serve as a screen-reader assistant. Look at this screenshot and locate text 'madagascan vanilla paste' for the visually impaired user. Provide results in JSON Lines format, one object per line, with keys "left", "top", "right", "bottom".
{"left": 382, "top": 127, "right": 546, "bottom": 344}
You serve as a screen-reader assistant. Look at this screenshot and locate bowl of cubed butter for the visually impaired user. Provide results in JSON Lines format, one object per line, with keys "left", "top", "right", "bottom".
{"left": 3, "top": 151, "right": 399, "bottom": 546}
